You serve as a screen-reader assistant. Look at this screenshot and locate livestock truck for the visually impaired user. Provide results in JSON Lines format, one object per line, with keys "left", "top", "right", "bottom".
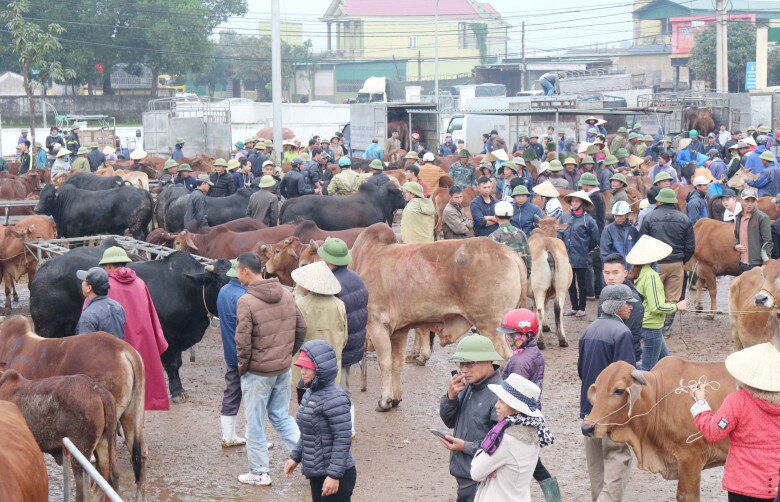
{"left": 348, "top": 102, "right": 439, "bottom": 158}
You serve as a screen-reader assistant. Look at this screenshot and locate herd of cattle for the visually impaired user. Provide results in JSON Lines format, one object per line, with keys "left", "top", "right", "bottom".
{"left": 0, "top": 152, "right": 777, "bottom": 501}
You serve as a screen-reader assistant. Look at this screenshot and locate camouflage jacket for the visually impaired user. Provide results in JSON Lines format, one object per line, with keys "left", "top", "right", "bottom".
{"left": 489, "top": 223, "right": 531, "bottom": 275}
{"left": 449, "top": 162, "right": 476, "bottom": 189}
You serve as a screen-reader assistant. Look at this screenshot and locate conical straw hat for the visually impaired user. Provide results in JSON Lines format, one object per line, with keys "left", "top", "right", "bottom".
{"left": 725, "top": 342, "right": 780, "bottom": 392}
{"left": 626, "top": 235, "right": 673, "bottom": 265}
{"left": 290, "top": 260, "right": 341, "bottom": 295}
{"left": 563, "top": 190, "right": 594, "bottom": 212}
{"left": 532, "top": 180, "right": 559, "bottom": 198}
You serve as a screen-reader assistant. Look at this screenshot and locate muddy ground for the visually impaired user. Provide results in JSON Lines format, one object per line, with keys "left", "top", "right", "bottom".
{"left": 26, "top": 274, "right": 735, "bottom": 502}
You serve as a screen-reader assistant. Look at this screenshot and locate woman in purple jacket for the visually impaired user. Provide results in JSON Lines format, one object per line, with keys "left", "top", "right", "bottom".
{"left": 498, "top": 308, "right": 561, "bottom": 502}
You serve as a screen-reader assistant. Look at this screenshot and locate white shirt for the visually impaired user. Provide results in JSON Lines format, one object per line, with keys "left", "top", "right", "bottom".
{"left": 718, "top": 130, "right": 732, "bottom": 146}
{"left": 723, "top": 201, "right": 742, "bottom": 222}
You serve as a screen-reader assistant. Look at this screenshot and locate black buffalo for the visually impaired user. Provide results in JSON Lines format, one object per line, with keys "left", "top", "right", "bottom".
{"left": 155, "top": 184, "right": 188, "bottom": 230}
{"left": 279, "top": 182, "right": 406, "bottom": 230}
{"left": 163, "top": 187, "right": 258, "bottom": 232}
{"left": 63, "top": 172, "right": 125, "bottom": 190}
{"left": 36, "top": 184, "right": 153, "bottom": 239}
{"left": 29, "top": 239, "right": 231, "bottom": 399}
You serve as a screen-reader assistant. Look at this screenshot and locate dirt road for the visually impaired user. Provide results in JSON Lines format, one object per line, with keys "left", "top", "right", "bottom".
{"left": 33, "top": 275, "right": 734, "bottom": 501}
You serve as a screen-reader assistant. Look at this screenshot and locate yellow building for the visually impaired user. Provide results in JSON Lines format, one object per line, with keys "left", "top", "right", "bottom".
{"left": 258, "top": 20, "right": 303, "bottom": 45}
{"left": 320, "top": 0, "right": 509, "bottom": 81}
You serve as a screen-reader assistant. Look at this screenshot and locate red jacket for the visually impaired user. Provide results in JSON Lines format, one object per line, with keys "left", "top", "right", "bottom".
{"left": 693, "top": 389, "right": 780, "bottom": 499}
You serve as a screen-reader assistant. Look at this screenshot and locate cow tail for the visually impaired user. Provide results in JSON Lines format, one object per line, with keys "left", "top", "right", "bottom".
{"left": 100, "top": 385, "right": 120, "bottom": 489}
{"left": 123, "top": 350, "right": 145, "bottom": 484}
{"left": 132, "top": 437, "right": 142, "bottom": 484}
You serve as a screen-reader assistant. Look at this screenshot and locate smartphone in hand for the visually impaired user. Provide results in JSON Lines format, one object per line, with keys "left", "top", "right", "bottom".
{"left": 451, "top": 370, "right": 459, "bottom": 377}
{"left": 430, "top": 429, "right": 451, "bottom": 441}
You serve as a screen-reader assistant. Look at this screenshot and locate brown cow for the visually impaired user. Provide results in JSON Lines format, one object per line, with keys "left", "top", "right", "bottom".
{"left": 0, "top": 316, "right": 146, "bottom": 496}
{"left": 689, "top": 219, "right": 741, "bottom": 317}
{"left": 289, "top": 220, "right": 365, "bottom": 248}
{"left": 148, "top": 217, "right": 267, "bottom": 247}
{"left": 262, "top": 237, "right": 324, "bottom": 286}
{"left": 528, "top": 217, "right": 573, "bottom": 349}
{"left": 173, "top": 224, "right": 300, "bottom": 258}
{"left": 0, "top": 369, "right": 118, "bottom": 500}
{"left": 732, "top": 261, "right": 780, "bottom": 350}
{"left": 583, "top": 358, "right": 735, "bottom": 502}
{"left": 350, "top": 223, "right": 526, "bottom": 411}
{"left": 0, "top": 215, "right": 57, "bottom": 311}
{"left": 0, "top": 401, "right": 47, "bottom": 502}
{"left": 727, "top": 168, "right": 759, "bottom": 190}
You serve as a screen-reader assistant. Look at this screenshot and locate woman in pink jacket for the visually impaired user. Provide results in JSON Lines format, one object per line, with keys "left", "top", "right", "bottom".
{"left": 690, "top": 340, "right": 780, "bottom": 501}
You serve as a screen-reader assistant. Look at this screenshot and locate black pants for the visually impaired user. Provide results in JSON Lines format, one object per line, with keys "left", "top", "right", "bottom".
{"left": 740, "top": 263, "right": 758, "bottom": 272}
{"left": 309, "top": 466, "right": 357, "bottom": 502}
{"left": 586, "top": 250, "right": 604, "bottom": 298}
{"left": 727, "top": 492, "right": 773, "bottom": 502}
{"left": 220, "top": 365, "right": 242, "bottom": 416}
{"left": 569, "top": 267, "right": 589, "bottom": 311}
{"left": 532, "top": 457, "right": 551, "bottom": 481}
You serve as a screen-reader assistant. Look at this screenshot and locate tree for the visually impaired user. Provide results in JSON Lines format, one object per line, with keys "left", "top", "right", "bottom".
{"left": 0, "top": 0, "right": 75, "bottom": 143}
{"left": 769, "top": 48, "right": 780, "bottom": 88}
{"left": 689, "top": 21, "right": 756, "bottom": 92}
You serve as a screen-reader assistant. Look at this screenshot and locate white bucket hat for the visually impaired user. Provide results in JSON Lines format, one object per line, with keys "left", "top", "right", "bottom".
{"left": 488, "top": 373, "right": 543, "bottom": 418}
{"left": 532, "top": 180, "right": 560, "bottom": 198}
{"left": 537, "top": 161, "right": 550, "bottom": 175}
{"left": 129, "top": 148, "right": 147, "bottom": 160}
{"left": 626, "top": 234, "right": 673, "bottom": 265}
{"left": 725, "top": 342, "right": 780, "bottom": 392}
{"left": 611, "top": 200, "right": 631, "bottom": 216}
{"left": 290, "top": 260, "right": 341, "bottom": 295}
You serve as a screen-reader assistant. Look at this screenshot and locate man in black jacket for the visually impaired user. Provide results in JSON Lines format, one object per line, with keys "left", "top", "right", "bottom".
{"left": 86, "top": 142, "right": 105, "bottom": 172}
{"left": 45, "top": 127, "right": 65, "bottom": 167}
{"left": 600, "top": 254, "right": 643, "bottom": 362}
{"left": 279, "top": 157, "right": 311, "bottom": 199}
{"left": 302, "top": 148, "right": 324, "bottom": 195}
{"left": 183, "top": 175, "right": 213, "bottom": 232}
{"left": 638, "top": 187, "right": 695, "bottom": 335}
{"left": 17, "top": 140, "right": 33, "bottom": 174}
{"left": 209, "top": 158, "right": 237, "bottom": 197}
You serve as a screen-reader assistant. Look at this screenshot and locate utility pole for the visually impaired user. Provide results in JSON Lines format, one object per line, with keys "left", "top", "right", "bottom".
{"left": 271, "top": 0, "right": 282, "bottom": 163}
{"left": 715, "top": 0, "right": 729, "bottom": 93}
{"left": 757, "top": 25, "right": 769, "bottom": 90}
{"left": 520, "top": 21, "right": 526, "bottom": 92}
{"left": 434, "top": 0, "right": 440, "bottom": 106}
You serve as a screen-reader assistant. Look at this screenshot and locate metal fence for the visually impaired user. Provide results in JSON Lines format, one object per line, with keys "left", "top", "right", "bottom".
{"left": 62, "top": 437, "right": 123, "bottom": 502}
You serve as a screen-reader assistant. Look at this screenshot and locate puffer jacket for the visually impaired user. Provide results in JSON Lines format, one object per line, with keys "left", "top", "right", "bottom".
{"left": 235, "top": 278, "right": 307, "bottom": 376}
{"left": 290, "top": 339, "right": 355, "bottom": 479}
{"left": 302, "top": 160, "right": 323, "bottom": 192}
{"left": 333, "top": 266, "right": 368, "bottom": 368}
{"left": 685, "top": 189, "right": 708, "bottom": 224}
{"left": 559, "top": 211, "right": 600, "bottom": 268}
{"left": 638, "top": 204, "right": 695, "bottom": 264}
{"left": 209, "top": 171, "right": 236, "bottom": 197}
{"left": 501, "top": 339, "right": 544, "bottom": 401}
{"left": 600, "top": 221, "right": 638, "bottom": 261}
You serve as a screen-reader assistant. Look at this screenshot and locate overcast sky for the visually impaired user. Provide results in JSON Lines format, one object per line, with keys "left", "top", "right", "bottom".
{"left": 223, "top": 0, "right": 636, "bottom": 56}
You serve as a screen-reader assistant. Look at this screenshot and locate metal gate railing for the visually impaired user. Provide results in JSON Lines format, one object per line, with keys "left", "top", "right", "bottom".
{"left": 62, "top": 437, "right": 123, "bottom": 502}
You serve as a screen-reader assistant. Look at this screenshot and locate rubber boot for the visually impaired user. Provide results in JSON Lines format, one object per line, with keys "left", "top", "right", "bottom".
{"left": 539, "top": 477, "right": 562, "bottom": 502}
{"left": 350, "top": 403, "right": 356, "bottom": 439}
{"left": 221, "top": 415, "right": 246, "bottom": 448}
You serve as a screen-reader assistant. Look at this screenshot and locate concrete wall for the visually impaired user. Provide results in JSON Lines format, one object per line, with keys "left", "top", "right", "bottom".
{"left": 0, "top": 95, "right": 151, "bottom": 123}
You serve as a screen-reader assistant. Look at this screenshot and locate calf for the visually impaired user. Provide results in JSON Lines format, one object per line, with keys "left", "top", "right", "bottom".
{"left": 0, "top": 401, "right": 47, "bottom": 502}
{"left": 732, "top": 261, "right": 780, "bottom": 349}
{"left": 261, "top": 237, "right": 323, "bottom": 286}
{"left": 583, "top": 358, "right": 734, "bottom": 502}
{"left": 0, "top": 369, "right": 118, "bottom": 500}
{"left": 173, "top": 224, "right": 299, "bottom": 258}
{"left": 528, "top": 217, "right": 573, "bottom": 349}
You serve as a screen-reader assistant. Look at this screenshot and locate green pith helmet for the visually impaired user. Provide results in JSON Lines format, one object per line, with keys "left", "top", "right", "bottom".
{"left": 177, "top": 163, "right": 192, "bottom": 172}
{"left": 163, "top": 159, "right": 179, "bottom": 170}
{"left": 369, "top": 159, "right": 384, "bottom": 170}
{"left": 578, "top": 172, "right": 599, "bottom": 187}
{"left": 449, "top": 334, "right": 504, "bottom": 363}
{"left": 226, "top": 259, "right": 238, "bottom": 278}
{"left": 653, "top": 171, "right": 673, "bottom": 184}
{"left": 656, "top": 188, "right": 678, "bottom": 204}
{"left": 214, "top": 158, "right": 228, "bottom": 167}
{"left": 317, "top": 237, "right": 352, "bottom": 266}
{"left": 609, "top": 173, "right": 628, "bottom": 186}
{"left": 603, "top": 155, "right": 618, "bottom": 166}
{"left": 502, "top": 161, "right": 518, "bottom": 174}
{"left": 511, "top": 185, "right": 530, "bottom": 196}
{"left": 77, "top": 146, "right": 88, "bottom": 155}
{"left": 548, "top": 160, "right": 563, "bottom": 172}
{"left": 98, "top": 246, "right": 132, "bottom": 265}
{"left": 581, "top": 155, "right": 595, "bottom": 165}
{"left": 401, "top": 182, "right": 424, "bottom": 198}
{"left": 616, "top": 148, "right": 629, "bottom": 158}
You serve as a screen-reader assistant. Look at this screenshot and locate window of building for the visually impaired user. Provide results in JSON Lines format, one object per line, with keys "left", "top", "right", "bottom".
{"left": 408, "top": 35, "right": 417, "bottom": 48}
{"left": 459, "top": 23, "right": 477, "bottom": 49}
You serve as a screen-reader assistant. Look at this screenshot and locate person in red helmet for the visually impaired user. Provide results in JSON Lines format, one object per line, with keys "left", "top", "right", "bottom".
{"left": 497, "top": 308, "right": 561, "bottom": 501}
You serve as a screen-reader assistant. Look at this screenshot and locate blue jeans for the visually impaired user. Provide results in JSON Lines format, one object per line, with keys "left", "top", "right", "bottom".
{"left": 540, "top": 79, "right": 555, "bottom": 96}
{"left": 240, "top": 369, "right": 300, "bottom": 474}
{"left": 640, "top": 328, "right": 668, "bottom": 371}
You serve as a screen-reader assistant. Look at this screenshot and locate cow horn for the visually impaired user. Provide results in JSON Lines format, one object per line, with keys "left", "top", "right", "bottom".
{"left": 309, "top": 239, "right": 319, "bottom": 250}
{"left": 185, "top": 233, "right": 199, "bottom": 251}
{"left": 630, "top": 369, "right": 647, "bottom": 385}
{"left": 204, "top": 264, "right": 214, "bottom": 272}
{"left": 283, "top": 238, "right": 291, "bottom": 245}
{"left": 260, "top": 244, "right": 268, "bottom": 252}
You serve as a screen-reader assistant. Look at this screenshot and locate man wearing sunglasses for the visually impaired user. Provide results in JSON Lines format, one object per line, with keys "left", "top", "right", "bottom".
{"left": 439, "top": 334, "right": 504, "bottom": 502}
